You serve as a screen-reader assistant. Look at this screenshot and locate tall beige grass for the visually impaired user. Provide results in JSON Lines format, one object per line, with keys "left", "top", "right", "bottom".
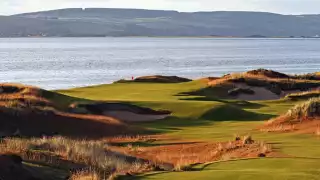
{"left": 1, "top": 136, "right": 149, "bottom": 178}
{"left": 286, "top": 97, "right": 320, "bottom": 119}
{"left": 285, "top": 90, "right": 320, "bottom": 100}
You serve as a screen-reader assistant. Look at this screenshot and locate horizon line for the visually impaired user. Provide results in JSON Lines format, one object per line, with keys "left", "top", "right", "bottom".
{"left": 3, "top": 7, "right": 320, "bottom": 16}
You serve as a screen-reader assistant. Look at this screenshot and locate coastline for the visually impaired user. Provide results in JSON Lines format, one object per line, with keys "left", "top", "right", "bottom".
{"left": 0, "top": 69, "right": 319, "bottom": 179}
{"left": 1, "top": 36, "right": 320, "bottom": 39}
{"left": 1, "top": 37, "right": 320, "bottom": 90}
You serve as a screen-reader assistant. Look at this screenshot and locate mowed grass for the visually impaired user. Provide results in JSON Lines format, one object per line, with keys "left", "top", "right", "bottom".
{"left": 58, "top": 81, "right": 320, "bottom": 180}
{"left": 129, "top": 158, "right": 320, "bottom": 180}
{"left": 58, "top": 81, "right": 207, "bottom": 102}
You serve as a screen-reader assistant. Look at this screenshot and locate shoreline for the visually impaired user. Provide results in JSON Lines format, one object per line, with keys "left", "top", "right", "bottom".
{"left": 4, "top": 70, "right": 318, "bottom": 91}
{"left": 1, "top": 36, "right": 320, "bottom": 39}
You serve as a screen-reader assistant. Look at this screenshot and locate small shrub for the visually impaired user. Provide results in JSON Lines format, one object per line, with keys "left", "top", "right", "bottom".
{"left": 258, "top": 153, "right": 266, "bottom": 157}
{"left": 174, "top": 164, "right": 193, "bottom": 172}
{"left": 242, "top": 135, "right": 254, "bottom": 145}
{"left": 220, "top": 153, "right": 233, "bottom": 161}
{"left": 294, "top": 73, "right": 320, "bottom": 81}
{"left": 315, "top": 125, "right": 320, "bottom": 136}
{"left": 234, "top": 134, "right": 241, "bottom": 141}
{"left": 217, "top": 143, "right": 224, "bottom": 151}
{"left": 259, "top": 142, "right": 272, "bottom": 154}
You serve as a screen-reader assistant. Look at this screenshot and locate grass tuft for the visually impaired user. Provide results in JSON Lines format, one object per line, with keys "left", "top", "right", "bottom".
{"left": 286, "top": 97, "right": 320, "bottom": 119}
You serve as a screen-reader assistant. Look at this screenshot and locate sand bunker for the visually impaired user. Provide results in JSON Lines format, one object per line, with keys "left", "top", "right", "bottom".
{"left": 204, "top": 69, "right": 320, "bottom": 101}
{"left": 231, "top": 84, "right": 319, "bottom": 101}
{"left": 70, "top": 102, "right": 171, "bottom": 122}
{"left": 231, "top": 83, "right": 280, "bottom": 101}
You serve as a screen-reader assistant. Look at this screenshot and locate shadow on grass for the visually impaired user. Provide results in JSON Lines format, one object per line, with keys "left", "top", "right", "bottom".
{"left": 0, "top": 111, "right": 134, "bottom": 140}
{"left": 116, "top": 171, "right": 171, "bottom": 180}
{"left": 175, "top": 87, "right": 268, "bottom": 110}
{"left": 201, "top": 104, "right": 275, "bottom": 121}
{"left": 175, "top": 86, "right": 231, "bottom": 99}
{"left": 109, "top": 141, "right": 198, "bottom": 148}
{"left": 180, "top": 97, "right": 267, "bottom": 109}
{"left": 140, "top": 116, "right": 212, "bottom": 134}
{"left": 24, "top": 162, "right": 70, "bottom": 180}
{"left": 140, "top": 106, "right": 275, "bottom": 135}
{"left": 22, "top": 145, "right": 157, "bottom": 180}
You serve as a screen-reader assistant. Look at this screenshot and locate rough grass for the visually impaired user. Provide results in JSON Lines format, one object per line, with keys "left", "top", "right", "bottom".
{"left": 171, "top": 70, "right": 320, "bottom": 100}
{"left": 70, "top": 170, "right": 100, "bottom": 180}
{"left": 110, "top": 135, "right": 273, "bottom": 171}
{"left": 285, "top": 90, "right": 320, "bottom": 100}
{"left": 294, "top": 72, "right": 320, "bottom": 80}
{"left": 209, "top": 73, "right": 320, "bottom": 94}
{"left": 246, "top": 69, "right": 290, "bottom": 79}
{"left": 0, "top": 83, "right": 85, "bottom": 112}
{"left": 0, "top": 84, "right": 54, "bottom": 112}
{"left": 286, "top": 97, "right": 320, "bottom": 119}
{"left": 1, "top": 137, "right": 150, "bottom": 179}
{"left": 262, "top": 98, "right": 320, "bottom": 134}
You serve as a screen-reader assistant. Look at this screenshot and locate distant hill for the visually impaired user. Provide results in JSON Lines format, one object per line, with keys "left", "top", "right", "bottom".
{"left": 1, "top": 8, "right": 320, "bottom": 37}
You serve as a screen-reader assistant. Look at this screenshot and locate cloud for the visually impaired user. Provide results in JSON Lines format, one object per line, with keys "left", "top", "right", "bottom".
{"left": 0, "top": 0, "right": 320, "bottom": 15}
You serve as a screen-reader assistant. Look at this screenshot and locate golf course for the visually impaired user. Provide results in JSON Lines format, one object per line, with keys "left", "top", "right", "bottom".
{"left": 0, "top": 69, "right": 319, "bottom": 179}
{"left": 59, "top": 70, "right": 320, "bottom": 179}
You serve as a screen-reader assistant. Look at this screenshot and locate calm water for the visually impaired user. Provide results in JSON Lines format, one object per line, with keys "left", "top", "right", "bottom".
{"left": 0, "top": 38, "right": 319, "bottom": 89}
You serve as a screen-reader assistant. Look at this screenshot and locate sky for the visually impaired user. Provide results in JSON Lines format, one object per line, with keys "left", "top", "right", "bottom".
{"left": 1, "top": 0, "right": 320, "bottom": 15}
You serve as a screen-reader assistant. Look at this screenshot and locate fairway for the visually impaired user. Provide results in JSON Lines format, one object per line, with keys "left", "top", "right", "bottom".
{"left": 58, "top": 80, "right": 320, "bottom": 180}
{"left": 131, "top": 158, "right": 320, "bottom": 180}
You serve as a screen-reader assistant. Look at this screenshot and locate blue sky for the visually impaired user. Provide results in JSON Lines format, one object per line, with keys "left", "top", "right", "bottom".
{"left": 1, "top": 0, "right": 320, "bottom": 15}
